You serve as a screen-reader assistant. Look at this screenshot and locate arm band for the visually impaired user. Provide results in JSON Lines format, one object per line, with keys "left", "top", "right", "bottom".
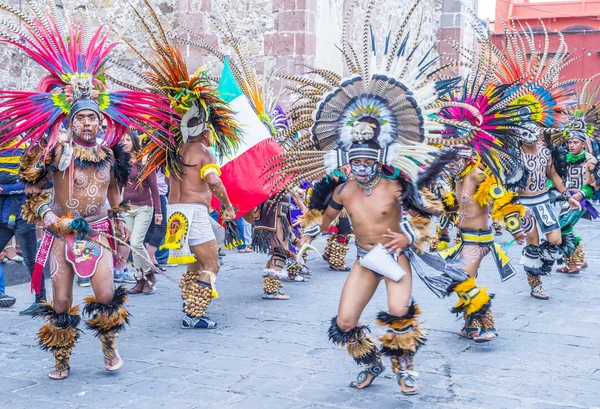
{"left": 581, "top": 184, "right": 594, "bottom": 200}
{"left": 200, "top": 164, "right": 221, "bottom": 179}
{"left": 329, "top": 198, "right": 343, "bottom": 211}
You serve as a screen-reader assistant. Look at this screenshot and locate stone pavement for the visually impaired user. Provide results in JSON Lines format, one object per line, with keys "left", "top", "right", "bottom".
{"left": 1, "top": 220, "right": 600, "bottom": 409}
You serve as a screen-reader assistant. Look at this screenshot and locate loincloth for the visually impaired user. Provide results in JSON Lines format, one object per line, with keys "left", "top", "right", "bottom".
{"left": 32, "top": 217, "right": 115, "bottom": 291}
{"left": 162, "top": 203, "right": 217, "bottom": 265}
{"left": 439, "top": 228, "right": 516, "bottom": 282}
{"left": 517, "top": 192, "right": 560, "bottom": 234}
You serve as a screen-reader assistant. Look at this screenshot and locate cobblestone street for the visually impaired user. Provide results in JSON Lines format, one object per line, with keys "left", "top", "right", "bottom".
{"left": 1, "top": 220, "right": 600, "bottom": 409}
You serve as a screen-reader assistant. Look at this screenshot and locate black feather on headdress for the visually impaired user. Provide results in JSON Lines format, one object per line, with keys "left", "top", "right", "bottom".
{"left": 111, "top": 143, "right": 132, "bottom": 188}
{"left": 552, "top": 146, "right": 569, "bottom": 180}
{"left": 416, "top": 149, "right": 457, "bottom": 189}
{"left": 308, "top": 175, "right": 347, "bottom": 211}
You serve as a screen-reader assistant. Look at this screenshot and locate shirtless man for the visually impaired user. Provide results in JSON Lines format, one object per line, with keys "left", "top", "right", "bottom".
{"left": 301, "top": 139, "right": 429, "bottom": 395}
{"left": 439, "top": 149, "right": 526, "bottom": 342}
{"left": 166, "top": 128, "right": 235, "bottom": 329}
{"left": 22, "top": 103, "right": 131, "bottom": 379}
{"left": 556, "top": 130, "right": 599, "bottom": 274}
{"left": 516, "top": 124, "right": 580, "bottom": 299}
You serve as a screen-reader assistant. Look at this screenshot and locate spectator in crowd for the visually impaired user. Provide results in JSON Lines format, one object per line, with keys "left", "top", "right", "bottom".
{"left": 0, "top": 261, "right": 16, "bottom": 307}
{"left": 144, "top": 169, "right": 168, "bottom": 271}
{"left": 237, "top": 217, "right": 252, "bottom": 253}
{"left": 242, "top": 217, "right": 253, "bottom": 248}
{"left": 0, "top": 137, "right": 46, "bottom": 314}
{"left": 120, "top": 131, "right": 162, "bottom": 294}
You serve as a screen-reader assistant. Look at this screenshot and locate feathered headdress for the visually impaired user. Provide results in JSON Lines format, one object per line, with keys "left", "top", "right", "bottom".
{"left": 174, "top": 20, "right": 288, "bottom": 138}
{"left": 491, "top": 19, "right": 578, "bottom": 130}
{"left": 263, "top": 0, "right": 469, "bottom": 191}
{"left": 112, "top": 0, "right": 241, "bottom": 179}
{"left": 429, "top": 30, "right": 526, "bottom": 186}
{"left": 547, "top": 74, "right": 600, "bottom": 147}
{"left": 0, "top": 1, "right": 174, "bottom": 152}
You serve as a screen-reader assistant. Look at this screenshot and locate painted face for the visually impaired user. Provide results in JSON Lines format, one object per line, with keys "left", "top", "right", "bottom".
{"left": 518, "top": 124, "right": 539, "bottom": 145}
{"left": 567, "top": 138, "right": 585, "bottom": 155}
{"left": 448, "top": 157, "right": 467, "bottom": 176}
{"left": 350, "top": 158, "right": 378, "bottom": 183}
{"left": 71, "top": 109, "right": 100, "bottom": 143}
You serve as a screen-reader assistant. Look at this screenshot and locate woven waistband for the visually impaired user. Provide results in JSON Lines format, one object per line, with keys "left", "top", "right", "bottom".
{"left": 517, "top": 192, "right": 550, "bottom": 207}
{"left": 460, "top": 228, "right": 494, "bottom": 245}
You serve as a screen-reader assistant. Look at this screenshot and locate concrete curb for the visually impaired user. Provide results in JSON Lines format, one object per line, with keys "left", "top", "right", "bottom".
{"left": 3, "top": 260, "right": 48, "bottom": 287}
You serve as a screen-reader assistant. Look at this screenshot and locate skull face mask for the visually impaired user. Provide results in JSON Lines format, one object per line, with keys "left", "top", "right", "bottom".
{"left": 180, "top": 102, "right": 208, "bottom": 143}
{"left": 518, "top": 123, "right": 540, "bottom": 145}
{"left": 350, "top": 160, "right": 379, "bottom": 182}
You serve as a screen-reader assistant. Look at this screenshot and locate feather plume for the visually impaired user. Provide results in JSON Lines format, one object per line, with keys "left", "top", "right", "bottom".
{"left": 0, "top": 2, "right": 175, "bottom": 155}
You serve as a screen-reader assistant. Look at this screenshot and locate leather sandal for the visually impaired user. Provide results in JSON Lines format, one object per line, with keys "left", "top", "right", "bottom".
{"left": 473, "top": 328, "right": 498, "bottom": 343}
{"left": 262, "top": 292, "right": 290, "bottom": 300}
{"left": 556, "top": 266, "right": 580, "bottom": 274}
{"left": 48, "top": 361, "right": 70, "bottom": 380}
{"left": 329, "top": 265, "right": 351, "bottom": 272}
{"left": 530, "top": 285, "right": 549, "bottom": 300}
{"left": 397, "top": 370, "right": 419, "bottom": 395}
{"left": 457, "top": 327, "right": 479, "bottom": 339}
{"left": 127, "top": 278, "right": 145, "bottom": 294}
{"left": 104, "top": 349, "right": 123, "bottom": 371}
{"left": 284, "top": 274, "right": 309, "bottom": 282}
{"left": 349, "top": 361, "right": 385, "bottom": 389}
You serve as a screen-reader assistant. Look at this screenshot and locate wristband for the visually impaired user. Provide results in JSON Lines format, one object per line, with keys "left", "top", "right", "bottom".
{"left": 399, "top": 221, "right": 416, "bottom": 245}
{"left": 108, "top": 200, "right": 131, "bottom": 217}
{"left": 302, "top": 225, "right": 321, "bottom": 239}
{"left": 561, "top": 190, "right": 572, "bottom": 200}
{"left": 109, "top": 210, "right": 125, "bottom": 219}
{"left": 37, "top": 203, "right": 52, "bottom": 220}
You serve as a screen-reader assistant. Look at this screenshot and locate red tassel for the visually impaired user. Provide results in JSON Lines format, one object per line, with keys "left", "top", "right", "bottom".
{"left": 31, "top": 263, "right": 43, "bottom": 294}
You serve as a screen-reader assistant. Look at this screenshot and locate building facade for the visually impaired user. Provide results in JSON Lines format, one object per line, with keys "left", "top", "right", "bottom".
{"left": 493, "top": 0, "right": 600, "bottom": 80}
{"left": 0, "top": 0, "right": 476, "bottom": 99}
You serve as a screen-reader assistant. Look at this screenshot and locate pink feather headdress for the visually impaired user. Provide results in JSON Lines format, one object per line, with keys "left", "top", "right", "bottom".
{"left": 0, "top": 1, "right": 175, "bottom": 153}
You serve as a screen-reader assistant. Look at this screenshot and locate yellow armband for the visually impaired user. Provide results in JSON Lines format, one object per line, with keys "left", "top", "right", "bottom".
{"left": 200, "top": 164, "right": 221, "bottom": 179}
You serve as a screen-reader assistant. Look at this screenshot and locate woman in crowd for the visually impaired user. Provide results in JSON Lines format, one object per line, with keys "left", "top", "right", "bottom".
{"left": 119, "top": 131, "right": 162, "bottom": 294}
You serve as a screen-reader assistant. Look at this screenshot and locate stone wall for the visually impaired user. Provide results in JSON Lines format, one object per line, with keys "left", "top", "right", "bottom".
{"left": 0, "top": 0, "right": 475, "bottom": 94}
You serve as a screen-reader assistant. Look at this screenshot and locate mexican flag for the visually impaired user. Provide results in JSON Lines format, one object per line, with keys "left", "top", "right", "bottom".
{"left": 210, "top": 57, "right": 284, "bottom": 218}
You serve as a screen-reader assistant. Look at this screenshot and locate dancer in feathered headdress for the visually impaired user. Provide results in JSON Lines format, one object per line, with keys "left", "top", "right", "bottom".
{"left": 267, "top": 0, "right": 477, "bottom": 395}
{"left": 546, "top": 76, "right": 600, "bottom": 274}
{"left": 114, "top": 0, "right": 241, "bottom": 329}
{"left": 0, "top": 1, "right": 174, "bottom": 380}
{"left": 174, "top": 20, "right": 321, "bottom": 298}
{"left": 490, "top": 20, "right": 580, "bottom": 300}
{"left": 421, "top": 37, "right": 532, "bottom": 343}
